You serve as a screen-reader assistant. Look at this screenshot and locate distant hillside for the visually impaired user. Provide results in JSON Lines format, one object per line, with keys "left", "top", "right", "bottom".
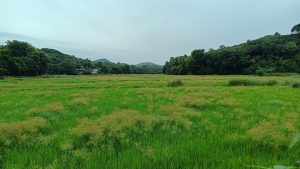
{"left": 93, "top": 58, "right": 113, "bottom": 64}
{"left": 41, "top": 48, "right": 92, "bottom": 75}
{"left": 136, "top": 62, "right": 162, "bottom": 67}
{"left": 164, "top": 28, "right": 300, "bottom": 75}
{"left": 135, "top": 62, "right": 163, "bottom": 74}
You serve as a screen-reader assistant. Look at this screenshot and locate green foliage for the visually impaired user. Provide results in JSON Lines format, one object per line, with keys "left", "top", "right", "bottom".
{"left": 292, "top": 82, "right": 300, "bottom": 88}
{"left": 292, "top": 23, "right": 300, "bottom": 34}
{"left": 92, "top": 61, "right": 162, "bottom": 74}
{"left": 164, "top": 32, "right": 300, "bottom": 75}
{"left": 0, "top": 67, "right": 8, "bottom": 76}
{"left": 0, "top": 41, "right": 162, "bottom": 76}
{"left": 284, "top": 80, "right": 300, "bottom": 88}
{"left": 265, "top": 80, "right": 279, "bottom": 86}
{"left": 0, "top": 41, "right": 48, "bottom": 76}
{"left": 167, "top": 79, "right": 183, "bottom": 87}
{"left": 41, "top": 48, "right": 92, "bottom": 75}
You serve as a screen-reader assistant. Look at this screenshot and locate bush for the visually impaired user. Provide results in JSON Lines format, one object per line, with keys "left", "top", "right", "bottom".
{"left": 228, "top": 79, "right": 259, "bottom": 86}
{"left": 228, "top": 79, "right": 278, "bottom": 86}
{"left": 283, "top": 80, "right": 300, "bottom": 88}
{"left": 292, "top": 82, "right": 300, "bottom": 88}
{"left": 0, "top": 67, "right": 8, "bottom": 76}
{"left": 265, "top": 80, "right": 278, "bottom": 86}
{"left": 83, "top": 70, "right": 92, "bottom": 75}
{"left": 168, "top": 79, "right": 183, "bottom": 87}
{"left": 255, "top": 69, "right": 266, "bottom": 76}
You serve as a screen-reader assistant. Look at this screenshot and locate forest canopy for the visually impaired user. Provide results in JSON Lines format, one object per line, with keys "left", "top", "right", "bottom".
{"left": 163, "top": 30, "right": 300, "bottom": 75}
{"left": 0, "top": 41, "right": 162, "bottom": 76}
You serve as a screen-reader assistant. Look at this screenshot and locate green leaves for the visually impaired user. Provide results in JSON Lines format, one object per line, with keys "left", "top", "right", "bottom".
{"left": 289, "top": 133, "right": 300, "bottom": 149}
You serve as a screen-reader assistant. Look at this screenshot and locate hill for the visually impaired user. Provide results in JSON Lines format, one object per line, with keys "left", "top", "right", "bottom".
{"left": 93, "top": 58, "right": 113, "bottom": 64}
{"left": 41, "top": 48, "right": 92, "bottom": 75}
{"left": 135, "top": 62, "right": 163, "bottom": 74}
{"left": 136, "top": 62, "right": 162, "bottom": 67}
{"left": 163, "top": 32, "right": 300, "bottom": 75}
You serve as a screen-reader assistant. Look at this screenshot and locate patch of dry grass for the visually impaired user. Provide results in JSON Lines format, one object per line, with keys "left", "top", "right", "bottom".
{"left": 247, "top": 112, "right": 299, "bottom": 146}
{"left": 31, "top": 91, "right": 56, "bottom": 97}
{"left": 217, "top": 98, "right": 237, "bottom": 107}
{"left": 247, "top": 120, "right": 286, "bottom": 146}
{"left": 137, "top": 88, "right": 175, "bottom": 100}
{"left": 179, "top": 96, "right": 212, "bottom": 108}
{"left": 71, "top": 109, "right": 195, "bottom": 149}
{"left": 159, "top": 105, "right": 201, "bottom": 118}
{"left": 72, "top": 110, "right": 156, "bottom": 148}
{"left": 89, "top": 106, "right": 99, "bottom": 113}
{"left": 69, "top": 91, "right": 101, "bottom": 98}
{"left": 28, "top": 102, "right": 64, "bottom": 114}
{"left": 281, "top": 112, "right": 299, "bottom": 134}
{"left": 71, "top": 98, "right": 89, "bottom": 105}
{"left": 0, "top": 118, "right": 47, "bottom": 146}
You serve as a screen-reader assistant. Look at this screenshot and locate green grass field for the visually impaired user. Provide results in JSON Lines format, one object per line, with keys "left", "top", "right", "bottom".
{"left": 0, "top": 75, "right": 300, "bottom": 169}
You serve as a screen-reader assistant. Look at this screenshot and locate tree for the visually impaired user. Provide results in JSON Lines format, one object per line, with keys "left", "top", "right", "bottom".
{"left": 283, "top": 42, "right": 298, "bottom": 56}
{"left": 291, "top": 23, "right": 300, "bottom": 34}
{"left": 0, "top": 41, "right": 48, "bottom": 76}
{"left": 163, "top": 29, "right": 300, "bottom": 75}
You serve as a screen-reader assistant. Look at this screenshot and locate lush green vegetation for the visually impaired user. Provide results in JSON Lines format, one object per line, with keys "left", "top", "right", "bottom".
{"left": 0, "top": 42, "right": 162, "bottom": 76}
{"left": 41, "top": 48, "right": 93, "bottom": 75}
{"left": 292, "top": 24, "right": 300, "bottom": 34}
{"left": 92, "top": 61, "right": 162, "bottom": 74}
{"left": 0, "top": 41, "right": 48, "bottom": 76}
{"left": 163, "top": 24, "right": 300, "bottom": 75}
{"left": 0, "top": 75, "right": 300, "bottom": 169}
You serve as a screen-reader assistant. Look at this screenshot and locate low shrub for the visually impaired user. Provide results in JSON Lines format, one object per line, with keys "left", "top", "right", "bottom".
{"left": 292, "top": 82, "right": 300, "bottom": 88}
{"left": 283, "top": 80, "right": 300, "bottom": 88}
{"left": 228, "top": 79, "right": 278, "bottom": 86}
{"left": 255, "top": 69, "right": 266, "bottom": 76}
{"left": 168, "top": 79, "right": 183, "bottom": 87}
{"left": 228, "top": 79, "right": 259, "bottom": 86}
{"left": 265, "top": 80, "right": 278, "bottom": 86}
{"left": 0, "top": 68, "right": 8, "bottom": 76}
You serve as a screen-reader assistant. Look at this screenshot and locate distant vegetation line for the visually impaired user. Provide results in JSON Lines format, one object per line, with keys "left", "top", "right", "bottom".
{"left": 163, "top": 23, "right": 300, "bottom": 75}
{"left": 1, "top": 23, "right": 300, "bottom": 76}
{"left": 0, "top": 43, "right": 163, "bottom": 76}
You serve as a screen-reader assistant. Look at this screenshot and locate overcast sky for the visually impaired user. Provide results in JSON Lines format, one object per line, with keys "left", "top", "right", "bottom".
{"left": 0, "top": 0, "right": 299, "bottom": 64}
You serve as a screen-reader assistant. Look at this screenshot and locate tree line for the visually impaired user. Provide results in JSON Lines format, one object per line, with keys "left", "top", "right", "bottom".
{"left": 0, "top": 41, "right": 162, "bottom": 76}
{"left": 1, "top": 23, "right": 299, "bottom": 76}
{"left": 163, "top": 24, "right": 300, "bottom": 75}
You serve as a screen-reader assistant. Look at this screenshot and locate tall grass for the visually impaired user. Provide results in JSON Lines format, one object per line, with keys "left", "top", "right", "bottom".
{"left": 0, "top": 75, "right": 299, "bottom": 168}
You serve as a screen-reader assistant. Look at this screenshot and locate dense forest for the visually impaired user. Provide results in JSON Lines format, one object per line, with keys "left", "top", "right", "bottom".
{"left": 0, "top": 41, "right": 162, "bottom": 76}
{"left": 163, "top": 24, "right": 300, "bottom": 75}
